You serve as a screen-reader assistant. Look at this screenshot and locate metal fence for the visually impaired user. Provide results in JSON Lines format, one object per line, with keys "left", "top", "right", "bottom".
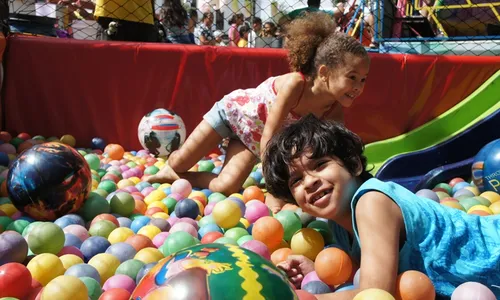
{"left": 3, "top": 0, "right": 500, "bottom": 55}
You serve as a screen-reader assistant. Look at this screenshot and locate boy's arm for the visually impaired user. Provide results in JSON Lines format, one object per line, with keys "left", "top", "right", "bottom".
{"left": 260, "top": 74, "right": 304, "bottom": 159}
{"left": 316, "top": 191, "right": 403, "bottom": 299}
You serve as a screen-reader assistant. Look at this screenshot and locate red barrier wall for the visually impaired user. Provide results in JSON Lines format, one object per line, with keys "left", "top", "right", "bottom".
{"left": 3, "top": 35, "right": 500, "bottom": 150}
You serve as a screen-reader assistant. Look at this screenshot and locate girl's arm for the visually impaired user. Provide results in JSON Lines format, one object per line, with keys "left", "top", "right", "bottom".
{"left": 260, "top": 74, "right": 305, "bottom": 158}
{"left": 316, "top": 191, "right": 404, "bottom": 299}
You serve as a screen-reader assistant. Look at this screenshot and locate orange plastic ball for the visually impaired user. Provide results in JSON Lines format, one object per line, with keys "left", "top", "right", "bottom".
{"left": 395, "top": 270, "right": 435, "bottom": 300}
{"left": 243, "top": 186, "right": 265, "bottom": 203}
{"left": 314, "top": 247, "right": 353, "bottom": 286}
{"left": 91, "top": 214, "right": 120, "bottom": 227}
{"left": 271, "top": 247, "right": 293, "bottom": 265}
{"left": 125, "top": 235, "right": 154, "bottom": 252}
{"left": 104, "top": 144, "right": 125, "bottom": 160}
{"left": 252, "top": 216, "right": 284, "bottom": 250}
{"left": 201, "top": 231, "right": 224, "bottom": 244}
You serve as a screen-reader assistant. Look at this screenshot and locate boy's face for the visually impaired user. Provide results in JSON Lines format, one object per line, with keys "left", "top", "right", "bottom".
{"left": 287, "top": 152, "right": 359, "bottom": 219}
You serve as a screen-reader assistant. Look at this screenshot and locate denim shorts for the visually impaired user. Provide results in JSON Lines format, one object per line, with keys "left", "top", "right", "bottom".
{"left": 203, "top": 100, "right": 238, "bottom": 139}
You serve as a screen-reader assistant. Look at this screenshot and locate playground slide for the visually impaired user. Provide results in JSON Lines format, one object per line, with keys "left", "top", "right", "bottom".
{"left": 365, "top": 70, "right": 500, "bottom": 175}
{"left": 375, "top": 104, "right": 499, "bottom": 191}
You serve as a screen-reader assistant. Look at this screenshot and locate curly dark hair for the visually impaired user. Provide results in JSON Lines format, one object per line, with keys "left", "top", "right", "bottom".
{"left": 262, "top": 114, "right": 372, "bottom": 203}
{"left": 285, "top": 12, "right": 368, "bottom": 78}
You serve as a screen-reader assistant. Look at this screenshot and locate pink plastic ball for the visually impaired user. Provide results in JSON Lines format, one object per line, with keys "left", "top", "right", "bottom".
{"left": 451, "top": 282, "right": 496, "bottom": 300}
{"left": 241, "top": 240, "right": 270, "bottom": 260}
{"left": 123, "top": 186, "right": 139, "bottom": 193}
{"left": 244, "top": 201, "right": 270, "bottom": 223}
{"left": 120, "top": 165, "right": 130, "bottom": 172}
{"left": 141, "top": 187, "right": 156, "bottom": 197}
{"left": 166, "top": 216, "right": 179, "bottom": 227}
{"left": 178, "top": 217, "right": 199, "bottom": 230}
{"left": 152, "top": 232, "right": 170, "bottom": 248}
{"left": 122, "top": 171, "right": 133, "bottom": 179}
{"left": 63, "top": 225, "right": 89, "bottom": 242}
{"left": 109, "top": 161, "right": 121, "bottom": 167}
{"left": 204, "top": 202, "right": 216, "bottom": 216}
{"left": 132, "top": 194, "right": 144, "bottom": 201}
{"left": 171, "top": 179, "right": 192, "bottom": 198}
{"left": 11, "top": 211, "right": 23, "bottom": 220}
{"left": 170, "top": 222, "right": 198, "bottom": 238}
{"left": 57, "top": 246, "right": 84, "bottom": 259}
{"left": 0, "top": 143, "right": 16, "bottom": 154}
{"left": 301, "top": 271, "right": 321, "bottom": 289}
{"left": 168, "top": 193, "right": 184, "bottom": 201}
{"left": 103, "top": 274, "right": 136, "bottom": 294}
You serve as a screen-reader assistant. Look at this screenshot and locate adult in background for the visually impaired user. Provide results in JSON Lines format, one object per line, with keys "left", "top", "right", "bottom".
{"left": 160, "top": 0, "right": 193, "bottom": 44}
{"left": 227, "top": 13, "right": 244, "bottom": 46}
{"left": 194, "top": 12, "right": 215, "bottom": 45}
{"left": 247, "top": 17, "right": 262, "bottom": 48}
{"left": 94, "top": 0, "right": 160, "bottom": 41}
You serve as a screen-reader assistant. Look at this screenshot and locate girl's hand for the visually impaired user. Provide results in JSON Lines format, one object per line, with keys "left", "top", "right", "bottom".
{"left": 277, "top": 255, "right": 315, "bottom": 288}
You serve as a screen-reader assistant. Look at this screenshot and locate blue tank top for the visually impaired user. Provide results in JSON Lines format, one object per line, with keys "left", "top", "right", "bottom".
{"left": 333, "top": 178, "right": 500, "bottom": 297}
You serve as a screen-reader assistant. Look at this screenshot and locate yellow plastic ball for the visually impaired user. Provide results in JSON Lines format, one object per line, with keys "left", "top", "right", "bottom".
{"left": 60, "top": 135, "right": 76, "bottom": 147}
{"left": 91, "top": 169, "right": 98, "bottom": 176}
{"left": 353, "top": 288, "right": 395, "bottom": 300}
{"left": 151, "top": 212, "right": 170, "bottom": 220}
{"left": 27, "top": 253, "right": 65, "bottom": 286}
{"left": 154, "top": 161, "right": 165, "bottom": 169}
{"left": 212, "top": 199, "right": 242, "bottom": 229}
{"left": 41, "top": 275, "right": 88, "bottom": 300}
{"left": 489, "top": 201, "right": 500, "bottom": 215}
{"left": 189, "top": 191, "right": 208, "bottom": 202}
{"left": 157, "top": 183, "right": 171, "bottom": 190}
{"left": 290, "top": 228, "right": 325, "bottom": 261}
{"left": 0, "top": 203, "right": 17, "bottom": 216}
{"left": 192, "top": 199, "right": 205, "bottom": 216}
{"left": 239, "top": 218, "right": 250, "bottom": 228}
{"left": 229, "top": 193, "right": 244, "bottom": 200}
{"left": 480, "top": 191, "right": 500, "bottom": 204}
{"left": 108, "top": 227, "right": 135, "bottom": 244}
{"left": 137, "top": 225, "right": 161, "bottom": 240}
{"left": 117, "top": 179, "right": 135, "bottom": 189}
{"left": 464, "top": 186, "right": 480, "bottom": 196}
{"left": 148, "top": 201, "right": 168, "bottom": 213}
{"left": 59, "top": 254, "right": 84, "bottom": 270}
{"left": 129, "top": 177, "right": 141, "bottom": 184}
{"left": 88, "top": 253, "right": 121, "bottom": 284}
{"left": 441, "top": 201, "right": 465, "bottom": 211}
{"left": 144, "top": 190, "right": 167, "bottom": 206}
{"left": 136, "top": 158, "right": 147, "bottom": 165}
{"left": 196, "top": 215, "right": 202, "bottom": 221}
{"left": 134, "top": 247, "right": 164, "bottom": 264}
{"left": 468, "top": 205, "right": 494, "bottom": 215}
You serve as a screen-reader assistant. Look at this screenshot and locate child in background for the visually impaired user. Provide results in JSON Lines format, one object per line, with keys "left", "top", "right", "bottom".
{"left": 237, "top": 24, "right": 251, "bottom": 47}
{"left": 147, "top": 13, "right": 370, "bottom": 206}
{"left": 262, "top": 114, "right": 500, "bottom": 299}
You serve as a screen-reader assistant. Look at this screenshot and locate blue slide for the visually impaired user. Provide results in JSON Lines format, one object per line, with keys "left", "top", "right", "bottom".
{"left": 375, "top": 108, "right": 500, "bottom": 192}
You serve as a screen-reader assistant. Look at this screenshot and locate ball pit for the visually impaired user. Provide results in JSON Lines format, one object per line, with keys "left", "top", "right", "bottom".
{"left": 0, "top": 131, "right": 497, "bottom": 300}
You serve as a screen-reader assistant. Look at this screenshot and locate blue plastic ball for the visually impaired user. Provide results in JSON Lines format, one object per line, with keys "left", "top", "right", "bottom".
{"left": 80, "top": 236, "right": 111, "bottom": 262}
{"left": 174, "top": 198, "right": 199, "bottom": 219}
{"left": 91, "top": 137, "right": 106, "bottom": 151}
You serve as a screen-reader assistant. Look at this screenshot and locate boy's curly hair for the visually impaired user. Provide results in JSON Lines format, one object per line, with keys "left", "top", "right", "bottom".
{"left": 262, "top": 114, "right": 372, "bottom": 203}
{"left": 285, "top": 12, "right": 368, "bottom": 78}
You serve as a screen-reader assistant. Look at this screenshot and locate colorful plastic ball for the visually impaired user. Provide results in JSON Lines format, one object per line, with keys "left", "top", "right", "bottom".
{"left": 135, "top": 262, "right": 158, "bottom": 284}
{"left": 59, "top": 134, "right": 76, "bottom": 147}
{"left": 137, "top": 225, "right": 161, "bottom": 240}
{"left": 78, "top": 192, "right": 110, "bottom": 221}
{"left": 170, "top": 222, "right": 198, "bottom": 238}
{"left": 98, "top": 288, "right": 131, "bottom": 300}
{"left": 0, "top": 263, "right": 32, "bottom": 299}
{"left": 314, "top": 247, "right": 353, "bottom": 286}
{"left": 152, "top": 232, "right": 170, "bottom": 248}
{"left": 80, "top": 277, "right": 102, "bottom": 300}
{"left": 115, "top": 259, "right": 145, "bottom": 281}
{"left": 290, "top": 228, "right": 325, "bottom": 261}
{"left": 85, "top": 154, "right": 101, "bottom": 171}
{"left": 64, "top": 263, "right": 101, "bottom": 283}
{"left": 171, "top": 179, "right": 192, "bottom": 198}
{"left": 88, "top": 253, "right": 121, "bottom": 284}
{"left": 224, "top": 227, "right": 248, "bottom": 241}
{"left": 117, "top": 217, "right": 132, "bottom": 228}
{"left": 109, "top": 192, "right": 135, "bottom": 217}
{"left": 26, "top": 253, "right": 65, "bottom": 286}
{"left": 59, "top": 254, "right": 84, "bottom": 270}
{"left": 105, "top": 242, "right": 137, "bottom": 263}
{"left": 275, "top": 210, "right": 302, "bottom": 241}
{"left": 125, "top": 234, "right": 155, "bottom": 252}
{"left": 0, "top": 231, "right": 28, "bottom": 264}
{"left": 302, "top": 281, "right": 332, "bottom": 294}
{"left": 212, "top": 199, "right": 242, "bottom": 229}
{"left": 307, "top": 220, "right": 334, "bottom": 245}
{"left": 174, "top": 198, "right": 199, "bottom": 220}
{"left": 149, "top": 218, "right": 170, "bottom": 232}
{"left": 451, "top": 282, "right": 496, "bottom": 300}
{"left": 134, "top": 247, "right": 164, "bottom": 264}
{"left": 395, "top": 270, "right": 435, "bottom": 300}
{"left": 296, "top": 290, "right": 318, "bottom": 300}
{"left": 241, "top": 240, "right": 270, "bottom": 260}
{"left": 91, "top": 213, "right": 119, "bottom": 227}
{"left": 104, "top": 144, "right": 125, "bottom": 160}
{"left": 271, "top": 247, "right": 292, "bottom": 265}
{"left": 159, "top": 231, "right": 196, "bottom": 256}
{"left": 89, "top": 220, "right": 117, "bottom": 238}
{"left": 252, "top": 216, "right": 284, "bottom": 251}
{"left": 353, "top": 288, "right": 395, "bottom": 300}
{"left": 55, "top": 214, "right": 86, "bottom": 228}
{"left": 244, "top": 200, "right": 269, "bottom": 223}
{"left": 103, "top": 274, "right": 136, "bottom": 294}
{"left": 130, "top": 216, "right": 151, "bottom": 233}
{"left": 416, "top": 189, "right": 440, "bottom": 202}
{"left": 301, "top": 271, "right": 321, "bottom": 289}
{"left": 80, "top": 236, "right": 111, "bottom": 262}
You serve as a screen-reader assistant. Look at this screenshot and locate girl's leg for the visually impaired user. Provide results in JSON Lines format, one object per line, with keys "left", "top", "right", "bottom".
{"left": 147, "top": 120, "right": 223, "bottom": 184}
{"left": 149, "top": 138, "right": 257, "bottom": 196}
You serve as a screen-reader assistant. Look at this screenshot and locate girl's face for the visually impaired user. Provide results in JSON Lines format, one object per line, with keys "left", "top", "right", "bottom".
{"left": 323, "top": 54, "right": 370, "bottom": 108}
{"left": 287, "top": 152, "right": 361, "bottom": 220}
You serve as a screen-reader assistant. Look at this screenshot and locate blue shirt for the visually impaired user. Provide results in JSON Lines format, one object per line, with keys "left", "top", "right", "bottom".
{"left": 330, "top": 178, "right": 500, "bottom": 297}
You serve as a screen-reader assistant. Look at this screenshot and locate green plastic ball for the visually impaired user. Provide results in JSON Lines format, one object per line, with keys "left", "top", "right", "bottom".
{"left": 89, "top": 220, "right": 117, "bottom": 238}
{"left": 78, "top": 192, "right": 110, "bottom": 221}
{"left": 28, "top": 222, "right": 65, "bottom": 254}
{"left": 85, "top": 154, "right": 101, "bottom": 171}
{"left": 110, "top": 192, "right": 135, "bottom": 217}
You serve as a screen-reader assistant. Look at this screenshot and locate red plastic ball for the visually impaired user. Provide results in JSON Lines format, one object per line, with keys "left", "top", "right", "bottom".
{"left": 98, "top": 288, "right": 131, "bottom": 300}
{"left": 0, "top": 262, "right": 33, "bottom": 298}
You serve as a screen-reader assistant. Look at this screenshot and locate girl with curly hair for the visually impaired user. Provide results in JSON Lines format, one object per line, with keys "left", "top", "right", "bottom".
{"left": 147, "top": 12, "right": 370, "bottom": 209}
